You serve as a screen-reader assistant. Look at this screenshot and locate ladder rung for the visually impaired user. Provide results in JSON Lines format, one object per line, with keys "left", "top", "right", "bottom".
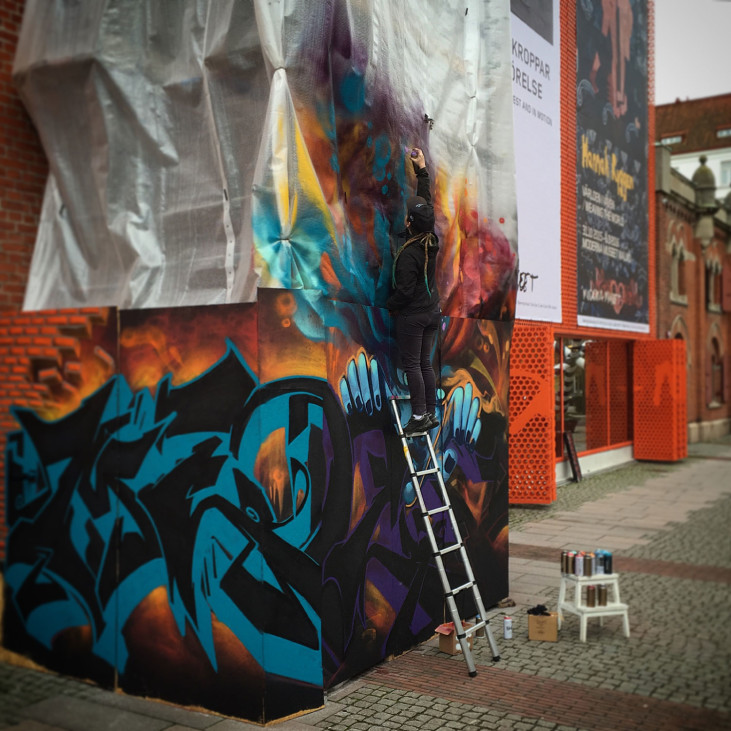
{"left": 424, "top": 505, "right": 451, "bottom": 517}
{"left": 414, "top": 467, "right": 440, "bottom": 477}
{"left": 437, "top": 543, "right": 462, "bottom": 556}
{"left": 465, "top": 620, "right": 487, "bottom": 635}
{"left": 447, "top": 581, "right": 475, "bottom": 597}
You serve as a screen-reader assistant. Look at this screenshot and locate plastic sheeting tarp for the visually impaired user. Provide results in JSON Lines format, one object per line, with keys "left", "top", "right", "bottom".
{"left": 14, "top": 0, "right": 517, "bottom": 318}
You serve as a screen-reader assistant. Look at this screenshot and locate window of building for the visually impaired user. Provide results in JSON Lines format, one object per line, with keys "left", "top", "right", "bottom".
{"left": 717, "top": 128, "right": 731, "bottom": 139}
{"left": 708, "top": 338, "right": 724, "bottom": 407}
{"left": 661, "top": 134, "right": 683, "bottom": 145}
{"left": 720, "top": 160, "right": 731, "bottom": 188}
{"left": 554, "top": 337, "right": 632, "bottom": 459}
{"left": 671, "top": 247, "right": 688, "bottom": 305}
{"left": 706, "top": 260, "right": 722, "bottom": 312}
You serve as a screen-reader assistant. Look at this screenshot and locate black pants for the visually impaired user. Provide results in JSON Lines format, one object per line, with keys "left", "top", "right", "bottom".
{"left": 396, "top": 305, "right": 440, "bottom": 415}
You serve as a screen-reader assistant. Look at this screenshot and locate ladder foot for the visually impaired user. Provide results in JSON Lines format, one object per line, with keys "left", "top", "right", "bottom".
{"left": 469, "top": 670, "right": 477, "bottom": 678}
{"left": 492, "top": 655, "right": 501, "bottom": 662}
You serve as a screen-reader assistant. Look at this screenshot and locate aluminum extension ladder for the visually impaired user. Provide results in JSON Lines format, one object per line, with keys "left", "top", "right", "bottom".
{"left": 389, "top": 396, "right": 501, "bottom": 677}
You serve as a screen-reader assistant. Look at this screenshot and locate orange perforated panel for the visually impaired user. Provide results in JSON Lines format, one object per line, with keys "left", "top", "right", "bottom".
{"left": 508, "top": 321, "right": 556, "bottom": 504}
{"left": 609, "top": 341, "right": 631, "bottom": 444}
{"left": 585, "top": 341, "right": 608, "bottom": 450}
{"left": 633, "top": 339, "right": 687, "bottom": 461}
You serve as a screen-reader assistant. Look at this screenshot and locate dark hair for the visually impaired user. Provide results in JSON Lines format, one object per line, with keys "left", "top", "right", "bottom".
{"left": 392, "top": 232, "right": 438, "bottom": 296}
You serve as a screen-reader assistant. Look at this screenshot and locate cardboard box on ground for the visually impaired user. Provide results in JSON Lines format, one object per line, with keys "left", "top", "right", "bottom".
{"left": 435, "top": 622, "right": 474, "bottom": 655}
{"left": 528, "top": 613, "right": 558, "bottom": 642}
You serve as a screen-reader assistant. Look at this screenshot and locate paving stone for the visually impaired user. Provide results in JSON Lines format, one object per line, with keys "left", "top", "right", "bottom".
{"left": 21, "top": 696, "right": 170, "bottom": 731}
{"left": 1, "top": 721, "right": 66, "bottom": 731}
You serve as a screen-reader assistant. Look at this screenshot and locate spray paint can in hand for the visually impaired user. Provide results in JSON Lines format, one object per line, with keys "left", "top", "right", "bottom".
{"left": 503, "top": 616, "right": 513, "bottom": 639}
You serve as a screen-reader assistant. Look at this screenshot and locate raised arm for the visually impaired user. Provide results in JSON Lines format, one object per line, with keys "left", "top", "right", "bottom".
{"left": 410, "top": 147, "right": 431, "bottom": 205}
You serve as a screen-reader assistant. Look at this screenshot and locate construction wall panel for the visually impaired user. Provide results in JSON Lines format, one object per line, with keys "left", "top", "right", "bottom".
{"left": 508, "top": 321, "right": 556, "bottom": 504}
{"left": 2, "top": 301, "right": 510, "bottom": 720}
{"left": 0, "top": 307, "right": 111, "bottom": 559}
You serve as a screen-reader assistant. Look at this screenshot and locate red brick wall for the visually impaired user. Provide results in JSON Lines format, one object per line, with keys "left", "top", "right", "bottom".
{"left": 655, "top": 197, "right": 731, "bottom": 428}
{"left": 700, "top": 225, "right": 730, "bottom": 424}
{"left": 655, "top": 199, "right": 694, "bottom": 420}
{"left": 0, "top": 0, "right": 47, "bottom": 313}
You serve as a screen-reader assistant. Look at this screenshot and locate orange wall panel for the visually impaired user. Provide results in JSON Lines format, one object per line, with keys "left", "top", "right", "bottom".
{"left": 633, "top": 339, "right": 687, "bottom": 461}
{"left": 508, "top": 321, "right": 556, "bottom": 504}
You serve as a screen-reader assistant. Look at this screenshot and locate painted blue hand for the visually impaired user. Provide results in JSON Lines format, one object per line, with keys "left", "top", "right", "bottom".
{"left": 339, "top": 351, "right": 391, "bottom": 417}
{"left": 440, "top": 383, "right": 481, "bottom": 479}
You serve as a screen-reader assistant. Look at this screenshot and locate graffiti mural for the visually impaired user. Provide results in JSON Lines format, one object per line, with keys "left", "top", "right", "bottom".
{"left": 4, "top": 298, "right": 509, "bottom": 720}
{"left": 7, "top": 0, "right": 516, "bottom": 723}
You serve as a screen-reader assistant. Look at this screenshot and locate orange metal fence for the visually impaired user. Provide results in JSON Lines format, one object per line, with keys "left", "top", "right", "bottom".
{"left": 508, "top": 321, "right": 556, "bottom": 504}
{"left": 633, "top": 339, "right": 687, "bottom": 461}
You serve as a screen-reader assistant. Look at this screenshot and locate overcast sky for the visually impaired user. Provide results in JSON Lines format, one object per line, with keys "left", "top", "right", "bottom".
{"left": 654, "top": 0, "right": 731, "bottom": 104}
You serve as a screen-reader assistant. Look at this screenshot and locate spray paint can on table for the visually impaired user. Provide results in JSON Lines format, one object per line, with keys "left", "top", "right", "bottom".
{"left": 598, "top": 584, "right": 608, "bottom": 606}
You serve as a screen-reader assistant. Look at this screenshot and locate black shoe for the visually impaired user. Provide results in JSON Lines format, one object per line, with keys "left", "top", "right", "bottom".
{"left": 402, "top": 415, "right": 429, "bottom": 437}
{"left": 425, "top": 412, "right": 440, "bottom": 430}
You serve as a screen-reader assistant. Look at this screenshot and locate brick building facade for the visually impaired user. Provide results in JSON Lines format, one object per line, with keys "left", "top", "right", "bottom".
{"left": 655, "top": 145, "right": 731, "bottom": 441}
{"left": 0, "top": 0, "right": 47, "bottom": 313}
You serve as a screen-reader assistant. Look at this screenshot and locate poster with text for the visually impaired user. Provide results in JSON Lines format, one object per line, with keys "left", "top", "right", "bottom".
{"left": 576, "top": 0, "right": 649, "bottom": 332}
{"left": 512, "top": 0, "right": 562, "bottom": 322}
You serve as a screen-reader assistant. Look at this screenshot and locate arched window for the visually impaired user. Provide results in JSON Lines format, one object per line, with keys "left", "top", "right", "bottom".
{"left": 706, "top": 260, "right": 722, "bottom": 311}
{"left": 707, "top": 337, "right": 725, "bottom": 406}
{"left": 670, "top": 245, "right": 688, "bottom": 304}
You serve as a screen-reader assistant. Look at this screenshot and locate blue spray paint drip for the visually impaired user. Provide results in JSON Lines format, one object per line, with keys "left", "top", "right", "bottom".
{"left": 340, "top": 70, "right": 366, "bottom": 113}
{"left": 372, "top": 134, "right": 391, "bottom": 183}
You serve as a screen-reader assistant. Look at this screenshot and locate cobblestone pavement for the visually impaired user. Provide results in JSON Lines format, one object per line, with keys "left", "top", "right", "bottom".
{"left": 0, "top": 438, "right": 730, "bottom": 730}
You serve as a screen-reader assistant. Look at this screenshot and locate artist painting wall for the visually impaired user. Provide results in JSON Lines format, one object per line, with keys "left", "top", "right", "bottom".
{"left": 5, "top": 0, "right": 517, "bottom": 723}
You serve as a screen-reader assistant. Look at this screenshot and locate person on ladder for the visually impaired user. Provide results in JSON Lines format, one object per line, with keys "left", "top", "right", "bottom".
{"left": 387, "top": 147, "right": 441, "bottom": 438}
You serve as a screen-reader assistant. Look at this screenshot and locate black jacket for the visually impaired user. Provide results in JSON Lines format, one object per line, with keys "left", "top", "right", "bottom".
{"left": 386, "top": 167, "right": 440, "bottom": 314}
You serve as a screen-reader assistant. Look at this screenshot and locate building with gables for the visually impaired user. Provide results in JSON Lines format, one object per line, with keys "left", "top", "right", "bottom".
{"left": 656, "top": 93, "right": 731, "bottom": 200}
{"left": 655, "top": 141, "right": 731, "bottom": 441}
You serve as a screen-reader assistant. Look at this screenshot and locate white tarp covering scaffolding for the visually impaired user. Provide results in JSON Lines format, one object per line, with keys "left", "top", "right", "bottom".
{"left": 14, "top": 0, "right": 517, "bottom": 318}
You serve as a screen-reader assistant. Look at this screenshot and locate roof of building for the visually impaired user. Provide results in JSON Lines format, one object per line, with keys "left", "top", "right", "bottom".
{"left": 655, "top": 93, "right": 731, "bottom": 154}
